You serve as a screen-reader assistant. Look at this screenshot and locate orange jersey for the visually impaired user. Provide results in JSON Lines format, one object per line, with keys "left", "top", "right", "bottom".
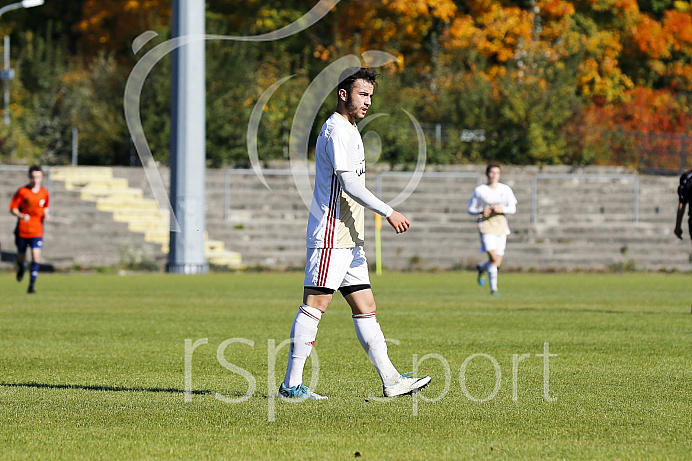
{"left": 9, "top": 186, "right": 50, "bottom": 238}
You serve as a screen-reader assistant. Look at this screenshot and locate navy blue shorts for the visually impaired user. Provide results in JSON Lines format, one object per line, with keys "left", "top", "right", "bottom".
{"left": 16, "top": 236, "right": 43, "bottom": 253}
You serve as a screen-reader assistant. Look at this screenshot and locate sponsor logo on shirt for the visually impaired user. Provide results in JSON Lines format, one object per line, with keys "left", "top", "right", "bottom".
{"left": 355, "top": 159, "right": 365, "bottom": 177}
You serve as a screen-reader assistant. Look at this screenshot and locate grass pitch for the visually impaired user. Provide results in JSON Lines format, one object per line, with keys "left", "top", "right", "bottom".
{"left": 1, "top": 271, "right": 690, "bottom": 459}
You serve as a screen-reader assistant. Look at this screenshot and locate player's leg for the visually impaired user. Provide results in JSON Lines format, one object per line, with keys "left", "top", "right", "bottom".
{"left": 343, "top": 287, "right": 399, "bottom": 386}
{"left": 281, "top": 290, "right": 329, "bottom": 394}
{"left": 487, "top": 235, "right": 506, "bottom": 295}
{"left": 487, "top": 250, "right": 502, "bottom": 295}
{"left": 476, "top": 233, "right": 489, "bottom": 285}
{"left": 480, "top": 234, "right": 499, "bottom": 290}
{"left": 342, "top": 247, "right": 430, "bottom": 397}
{"left": 279, "top": 248, "right": 351, "bottom": 399}
{"left": 15, "top": 235, "right": 27, "bottom": 282}
{"left": 27, "top": 239, "right": 42, "bottom": 293}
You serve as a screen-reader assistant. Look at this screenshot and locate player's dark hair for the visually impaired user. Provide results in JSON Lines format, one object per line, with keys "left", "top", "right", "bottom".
{"left": 338, "top": 67, "right": 380, "bottom": 95}
{"left": 486, "top": 164, "right": 501, "bottom": 176}
{"left": 28, "top": 165, "right": 43, "bottom": 176}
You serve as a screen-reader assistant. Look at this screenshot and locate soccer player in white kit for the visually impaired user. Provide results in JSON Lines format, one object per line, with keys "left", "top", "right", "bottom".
{"left": 279, "top": 67, "right": 431, "bottom": 400}
{"left": 468, "top": 164, "right": 518, "bottom": 296}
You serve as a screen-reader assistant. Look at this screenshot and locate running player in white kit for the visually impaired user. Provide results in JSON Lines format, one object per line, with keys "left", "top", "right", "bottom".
{"left": 279, "top": 67, "right": 431, "bottom": 400}
{"left": 468, "top": 164, "right": 518, "bottom": 296}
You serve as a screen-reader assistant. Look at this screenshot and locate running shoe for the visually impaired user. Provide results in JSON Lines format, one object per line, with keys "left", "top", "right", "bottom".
{"left": 383, "top": 373, "right": 431, "bottom": 397}
{"left": 278, "top": 382, "right": 327, "bottom": 400}
{"left": 476, "top": 264, "right": 486, "bottom": 286}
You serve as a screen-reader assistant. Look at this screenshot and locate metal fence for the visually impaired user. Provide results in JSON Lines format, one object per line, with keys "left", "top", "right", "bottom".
{"left": 375, "top": 171, "right": 482, "bottom": 202}
{"left": 223, "top": 169, "right": 484, "bottom": 220}
{"left": 223, "top": 169, "right": 643, "bottom": 227}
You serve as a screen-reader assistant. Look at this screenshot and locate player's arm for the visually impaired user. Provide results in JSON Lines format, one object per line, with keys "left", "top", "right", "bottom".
{"left": 44, "top": 192, "right": 50, "bottom": 220}
{"left": 9, "top": 193, "right": 29, "bottom": 221}
{"left": 490, "top": 188, "right": 517, "bottom": 215}
{"left": 10, "top": 207, "right": 29, "bottom": 221}
{"left": 468, "top": 193, "right": 495, "bottom": 217}
{"left": 674, "top": 201, "right": 686, "bottom": 239}
{"left": 336, "top": 170, "right": 409, "bottom": 233}
{"left": 491, "top": 202, "right": 516, "bottom": 215}
{"left": 467, "top": 193, "right": 482, "bottom": 215}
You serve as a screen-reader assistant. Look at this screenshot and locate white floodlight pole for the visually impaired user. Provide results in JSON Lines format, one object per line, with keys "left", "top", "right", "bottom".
{"left": 168, "top": 0, "right": 208, "bottom": 274}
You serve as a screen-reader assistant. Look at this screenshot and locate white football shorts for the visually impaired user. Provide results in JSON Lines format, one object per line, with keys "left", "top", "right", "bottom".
{"left": 304, "top": 246, "right": 370, "bottom": 291}
{"left": 480, "top": 234, "right": 507, "bottom": 256}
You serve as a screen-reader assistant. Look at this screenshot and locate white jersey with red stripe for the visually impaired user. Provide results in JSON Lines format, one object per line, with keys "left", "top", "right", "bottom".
{"left": 306, "top": 112, "right": 366, "bottom": 249}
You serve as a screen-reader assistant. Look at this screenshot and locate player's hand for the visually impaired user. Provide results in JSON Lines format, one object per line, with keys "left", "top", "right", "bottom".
{"left": 22, "top": 214, "right": 30, "bottom": 221}
{"left": 674, "top": 227, "right": 683, "bottom": 239}
{"left": 482, "top": 207, "right": 493, "bottom": 218}
{"left": 387, "top": 211, "right": 410, "bottom": 234}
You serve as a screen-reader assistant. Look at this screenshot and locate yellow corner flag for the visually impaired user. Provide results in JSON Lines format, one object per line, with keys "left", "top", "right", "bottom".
{"left": 375, "top": 214, "right": 382, "bottom": 275}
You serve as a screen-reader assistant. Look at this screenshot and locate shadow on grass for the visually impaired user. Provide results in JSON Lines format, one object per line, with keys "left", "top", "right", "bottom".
{"left": 1, "top": 250, "right": 55, "bottom": 272}
{"left": 0, "top": 381, "right": 213, "bottom": 395}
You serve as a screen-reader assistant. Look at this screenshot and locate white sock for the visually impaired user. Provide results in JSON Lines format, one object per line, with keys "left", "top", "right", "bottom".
{"left": 353, "top": 313, "right": 400, "bottom": 386}
{"left": 488, "top": 264, "right": 498, "bottom": 292}
{"left": 283, "top": 305, "right": 321, "bottom": 388}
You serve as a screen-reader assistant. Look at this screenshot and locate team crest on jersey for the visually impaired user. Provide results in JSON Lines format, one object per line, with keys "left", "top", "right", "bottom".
{"left": 39, "top": 199, "right": 46, "bottom": 207}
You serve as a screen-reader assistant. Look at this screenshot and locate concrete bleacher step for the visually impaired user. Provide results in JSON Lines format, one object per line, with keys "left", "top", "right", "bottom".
{"left": 145, "top": 229, "right": 168, "bottom": 244}
{"left": 50, "top": 167, "right": 114, "bottom": 182}
{"left": 214, "top": 166, "right": 690, "bottom": 271}
{"left": 49, "top": 166, "right": 243, "bottom": 270}
{"left": 208, "top": 250, "right": 244, "bottom": 268}
{"left": 63, "top": 178, "right": 130, "bottom": 192}
{"left": 128, "top": 221, "right": 168, "bottom": 233}
{"left": 4, "top": 165, "right": 687, "bottom": 272}
{"left": 112, "top": 209, "right": 169, "bottom": 223}
{"left": 81, "top": 187, "right": 144, "bottom": 201}
{"left": 96, "top": 197, "right": 160, "bottom": 212}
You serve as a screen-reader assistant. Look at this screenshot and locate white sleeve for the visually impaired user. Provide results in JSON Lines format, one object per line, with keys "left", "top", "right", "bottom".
{"left": 502, "top": 186, "right": 517, "bottom": 215}
{"left": 502, "top": 202, "right": 516, "bottom": 215}
{"left": 467, "top": 190, "right": 482, "bottom": 215}
{"left": 337, "top": 170, "right": 393, "bottom": 218}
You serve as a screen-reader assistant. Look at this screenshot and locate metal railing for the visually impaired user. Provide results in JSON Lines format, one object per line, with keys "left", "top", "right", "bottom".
{"left": 224, "top": 169, "right": 484, "bottom": 220}
{"left": 223, "top": 168, "right": 643, "bottom": 226}
{"left": 375, "top": 171, "right": 482, "bottom": 202}
{"left": 531, "top": 173, "right": 639, "bottom": 224}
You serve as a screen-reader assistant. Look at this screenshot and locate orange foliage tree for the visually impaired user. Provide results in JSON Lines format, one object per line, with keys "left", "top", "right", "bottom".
{"left": 76, "top": 0, "right": 170, "bottom": 58}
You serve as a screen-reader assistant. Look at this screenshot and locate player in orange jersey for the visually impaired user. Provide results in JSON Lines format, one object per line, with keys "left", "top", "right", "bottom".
{"left": 9, "top": 165, "right": 50, "bottom": 293}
